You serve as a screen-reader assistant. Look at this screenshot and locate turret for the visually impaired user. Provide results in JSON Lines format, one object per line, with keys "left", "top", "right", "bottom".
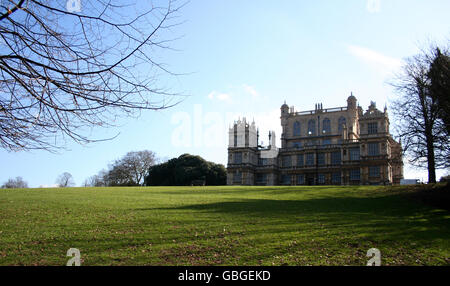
{"left": 347, "top": 93, "right": 357, "bottom": 110}
{"left": 228, "top": 117, "right": 257, "bottom": 148}
{"left": 281, "top": 101, "right": 289, "bottom": 117}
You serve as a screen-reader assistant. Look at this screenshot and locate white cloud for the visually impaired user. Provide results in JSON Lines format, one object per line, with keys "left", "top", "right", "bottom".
{"left": 207, "top": 85, "right": 261, "bottom": 103}
{"left": 366, "top": 0, "right": 381, "bottom": 13}
{"left": 38, "top": 184, "right": 59, "bottom": 188}
{"left": 347, "top": 44, "right": 403, "bottom": 74}
{"left": 207, "top": 91, "right": 232, "bottom": 103}
{"left": 242, "top": 84, "right": 260, "bottom": 99}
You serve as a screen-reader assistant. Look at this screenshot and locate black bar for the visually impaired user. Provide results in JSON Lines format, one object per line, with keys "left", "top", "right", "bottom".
{"left": 0, "top": 266, "right": 447, "bottom": 284}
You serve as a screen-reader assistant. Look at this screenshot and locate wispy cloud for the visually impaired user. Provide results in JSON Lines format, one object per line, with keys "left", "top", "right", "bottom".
{"left": 366, "top": 0, "right": 381, "bottom": 13}
{"left": 207, "top": 91, "right": 232, "bottom": 103}
{"left": 347, "top": 44, "right": 403, "bottom": 74}
{"left": 207, "top": 84, "right": 262, "bottom": 104}
{"left": 242, "top": 84, "right": 260, "bottom": 99}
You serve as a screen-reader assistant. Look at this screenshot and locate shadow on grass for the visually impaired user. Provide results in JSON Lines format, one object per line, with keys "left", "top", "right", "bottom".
{"left": 141, "top": 194, "right": 450, "bottom": 243}
{"left": 138, "top": 185, "right": 368, "bottom": 196}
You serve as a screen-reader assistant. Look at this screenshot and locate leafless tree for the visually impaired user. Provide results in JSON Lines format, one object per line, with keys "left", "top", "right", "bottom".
{"left": 85, "top": 150, "right": 157, "bottom": 186}
{"left": 104, "top": 160, "right": 132, "bottom": 186}
{"left": 1, "top": 176, "right": 28, "bottom": 188}
{"left": 0, "top": 0, "right": 185, "bottom": 151}
{"left": 123, "top": 150, "right": 157, "bottom": 185}
{"left": 56, "top": 171, "right": 75, "bottom": 187}
{"left": 83, "top": 168, "right": 108, "bottom": 187}
{"left": 83, "top": 173, "right": 103, "bottom": 187}
{"left": 391, "top": 46, "right": 450, "bottom": 183}
{"left": 105, "top": 150, "right": 157, "bottom": 186}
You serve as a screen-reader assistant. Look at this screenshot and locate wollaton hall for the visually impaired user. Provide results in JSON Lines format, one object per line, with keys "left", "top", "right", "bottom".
{"left": 227, "top": 94, "right": 404, "bottom": 186}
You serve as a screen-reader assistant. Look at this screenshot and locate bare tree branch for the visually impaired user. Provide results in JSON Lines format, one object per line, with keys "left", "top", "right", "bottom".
{"left": 0, "top": 0, "right": 186, "bottom": 151}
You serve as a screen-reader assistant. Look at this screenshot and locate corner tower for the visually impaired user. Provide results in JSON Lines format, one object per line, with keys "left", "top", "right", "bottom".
{"left": 227, "top": 118, "right": 258, "bottom": 185}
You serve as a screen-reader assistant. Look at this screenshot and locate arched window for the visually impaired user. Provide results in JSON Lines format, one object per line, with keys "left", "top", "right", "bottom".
{"left": 307, "top": 119, "right": 316, "bottom": 136}
{"left": 338, "top": 117, "right": 346, "bottom": 133}
{"left": 293, "top": 121, "right": 301, "bottom": 136}
{"left": 322, "top": 118, "right": 331, "bottom": 134}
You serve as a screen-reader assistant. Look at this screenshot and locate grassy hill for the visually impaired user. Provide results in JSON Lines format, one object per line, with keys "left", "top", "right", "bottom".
{"left": 0, "top": 185, "right": 449, "bottom": 265}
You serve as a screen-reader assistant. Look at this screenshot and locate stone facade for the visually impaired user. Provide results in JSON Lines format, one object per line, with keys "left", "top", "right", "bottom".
{"left": 227, "top": 94, "right": 404, "bottom": 186}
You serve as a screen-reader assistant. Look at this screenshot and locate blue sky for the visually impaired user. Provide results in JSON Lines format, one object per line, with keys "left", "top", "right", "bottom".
{"left": 1, "top": 0, "right": 449, "bottom": 187}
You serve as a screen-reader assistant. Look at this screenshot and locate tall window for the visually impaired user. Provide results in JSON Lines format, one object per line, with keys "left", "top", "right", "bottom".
{"left": 308, "top": 119, "right": 316, "bottom": 136}
{"left": 338, "top": 117, "right": 346, "bottom": 133}
{"left": 282, "top": 156, "right": 292, "bottom": 168}
{"left": 318, "top": 153, "right": 325, "bottom": 166}
{"left": 234, "top": 152, "right": 242, "bottom": 164}
{"left": 297, "top": 174, "right": 305, "bottom": 185}
{"left": 306, "top": 153, "right": 315, "bottom": 166}
{"left": 322, "top": 139, "right": 331, "bottom": 145}
{"left": 318, "top": 174, "right": 325, "bottom": 184}
{"left": 293, "top": 121, "right": 301, "bottom": 136}
{"left": 349, "top": 147, "right": 360, "bottom": 161}
{"left": 281, "top": 174, "right": 291, "bottom": 185}
{"left": 322, "top": 118, "right": 331, "bottom": 134}
{"left": 256, "top": 173, "right": 268, "bottom": 183}
{"left": 369, "top": 166, "right": 380, "bottom": 177}
{"left": 258, "top": 158, "right": 268, "bottom": 166}
{"left": 368, "top": 122, "right": 378, "bottom": 134}
{"left": 350, "top": 169, "right": 360, "bottom": 181}
{"left": 332, "top": 172, "right": 341, "bottom": 184}
{"left": 233, "top": 171, "right": 242, "bottom": 183}
{"left": 368, "top": 143, "right": 380, "bottom": 156}
{"left": 331, "top": 151, "right": 341, "bottom": 165}
{"left": 297, "top": 154, "right": 304, "bottom": 167}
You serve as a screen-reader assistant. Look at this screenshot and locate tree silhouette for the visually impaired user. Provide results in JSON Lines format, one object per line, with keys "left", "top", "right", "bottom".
{"left": 391, "top": 46, "right": 449, "bottom": 183}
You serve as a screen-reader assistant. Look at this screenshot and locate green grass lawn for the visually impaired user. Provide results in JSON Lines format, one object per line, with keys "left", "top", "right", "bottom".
{"left": 0, "top": 185, "right": 449, "bottom": 266}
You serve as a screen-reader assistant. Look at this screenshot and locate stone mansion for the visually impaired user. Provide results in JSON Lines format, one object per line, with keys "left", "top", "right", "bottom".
{"left": 226, "top": 94, "right": 404, "bottom": 186}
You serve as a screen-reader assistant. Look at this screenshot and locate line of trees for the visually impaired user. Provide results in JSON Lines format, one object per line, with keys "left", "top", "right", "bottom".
{"left": 391, "top": 44, "right": 449, "bottom": 184}
{"left": 1, "top": 152, "right": 227, "bottom": 188}
{"left": 84, "top": 152, "right": 227, "bottom": 187}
